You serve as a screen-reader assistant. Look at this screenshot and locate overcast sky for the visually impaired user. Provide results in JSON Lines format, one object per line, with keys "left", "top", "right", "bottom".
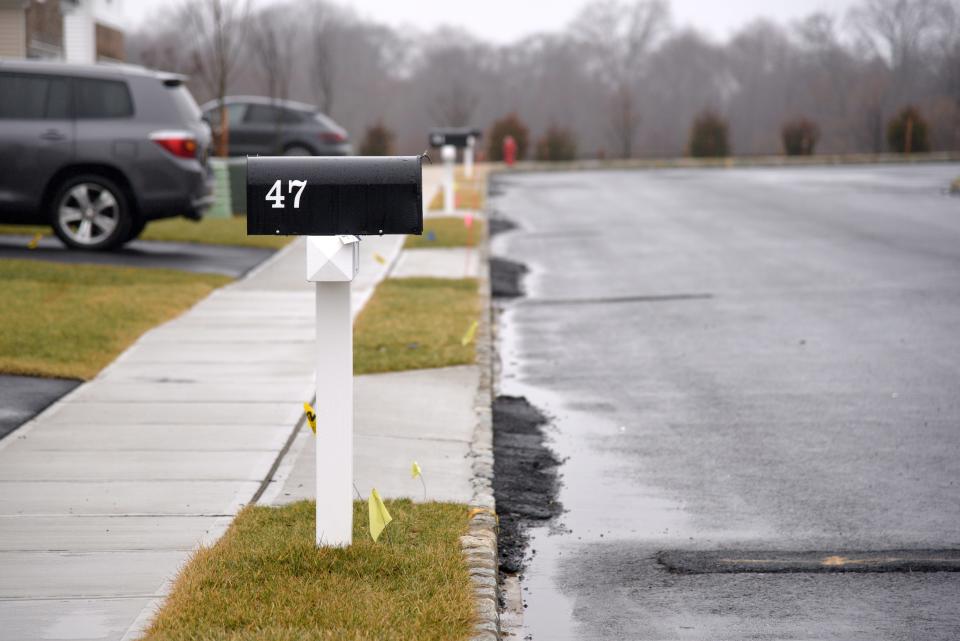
{"left": 126, "top": 0, "right": 860, "bottom": 43}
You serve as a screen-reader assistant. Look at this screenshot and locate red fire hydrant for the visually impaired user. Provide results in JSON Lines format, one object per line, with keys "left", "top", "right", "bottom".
{"left": 503, "top": 135, "right": 517, "bottom": 167}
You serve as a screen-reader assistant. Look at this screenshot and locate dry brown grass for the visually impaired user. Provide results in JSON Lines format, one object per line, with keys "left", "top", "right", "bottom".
{"left": 0, "top": 259, "right": 229, "bottom": 380}
{"left": 354, "top": 278, "right": 479, "bottom": 374}
{"left": 141, "top": 500, "right": 475, "bottom": 641}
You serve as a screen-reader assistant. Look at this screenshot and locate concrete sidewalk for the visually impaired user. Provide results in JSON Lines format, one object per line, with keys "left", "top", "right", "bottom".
{"left": 0, "top": 235, "right": 402, "bottom": 641}
{"left": 265, "top": 365, "right": 481, "bottom": 506}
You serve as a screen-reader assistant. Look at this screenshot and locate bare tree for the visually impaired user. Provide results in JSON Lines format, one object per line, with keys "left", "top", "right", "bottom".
{"left": 433, "top": 82, "right": 477, "bottom": 126}
{"left": 574, "top": 0, "right": 670, "bottom": 158}
{"left": 309, "top": 1, "right": 338, "bottom": 114}
{"left": 847, "top": 0, "right": 954, "bottom": 89}
{"left": 250, "top": 7, "right": 299, "bottom": 105}
{"left": 183, "top": 0, "right": 250, "bottom": 156}
{"left": 127, "top": 0, "right": 960, "bottom": 157}
{"left": 248, "top": 6, "right": 301, "bottom": 153}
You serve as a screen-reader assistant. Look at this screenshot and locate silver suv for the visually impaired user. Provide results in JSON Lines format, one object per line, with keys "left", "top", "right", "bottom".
{"left": 0, "top": 61, "right": 213, "bottom": 250}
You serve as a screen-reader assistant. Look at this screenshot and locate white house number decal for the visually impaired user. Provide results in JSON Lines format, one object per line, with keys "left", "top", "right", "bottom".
{"left": 266, "top": 179, "right": 307, "bottom": 209}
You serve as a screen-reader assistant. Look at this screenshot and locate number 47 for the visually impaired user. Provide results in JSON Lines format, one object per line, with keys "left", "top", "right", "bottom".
{"left": 266, "top": 179, "right": 307, "bottom": 209}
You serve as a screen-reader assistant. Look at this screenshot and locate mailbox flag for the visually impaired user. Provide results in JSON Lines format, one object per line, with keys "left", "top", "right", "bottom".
{"left": 368, "top": 488, "right": 392, "bottom": 542}
{"left": 303, "top": 403, "right": 317, "bottom": 434}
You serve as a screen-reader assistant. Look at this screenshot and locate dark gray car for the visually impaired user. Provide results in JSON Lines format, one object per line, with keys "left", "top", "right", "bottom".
{"left": 0, "top": 61, "right": 213, "bottom": 250}
{"left": 200, "top": 96, "right": 352, "bottom": 157}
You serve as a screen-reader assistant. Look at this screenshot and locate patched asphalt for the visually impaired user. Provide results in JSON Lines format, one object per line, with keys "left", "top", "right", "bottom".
{"left": 492, "top": 395, "right": 563, "bottom": 575}
{"left": 657, "top": 549, "right": 960, "bottom": 574}
{"left": 490, "top": 257, "right": 527, "bottom": 299}
{"left": 490, "top": 163, "right": 960, "bottom": 640}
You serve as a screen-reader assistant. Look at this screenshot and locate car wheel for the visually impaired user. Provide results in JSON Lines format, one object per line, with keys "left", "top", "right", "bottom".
{"left": 125, "top": 216, "right": 147, "bottom": 242}
{"left": 283, "top": 144, "right": 313, "bottom": 156}
{"left": 50, "top": 175, "right": 132, "bottom": 251}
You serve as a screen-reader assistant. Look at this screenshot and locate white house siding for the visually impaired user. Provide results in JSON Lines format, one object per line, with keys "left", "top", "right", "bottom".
{"left": 0, "top": 8, "right": 26, "bottom": 59}
{"left": 89, "top": 0, "right": 124, "bottom": 30}
{"left": 62, "top": 3, "right": 94, "bottom": 63}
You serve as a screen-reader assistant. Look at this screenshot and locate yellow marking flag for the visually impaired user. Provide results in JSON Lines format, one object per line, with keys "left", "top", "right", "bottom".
{"left": 303, "top": 402, "right": 317, "bottom": 434}
{"left": 27, "top": 232, "right": 42, "bottom": 249}
{"left": 461, "top": 320, "right": 479, "bottom": 347}
{"left": 368, "top": 488, "right": 392, "bottom": 542}
{"left": 411, "top": 461, "right": 422, "bottom": 479}
{"left": 373, "top": 252, "right": 386, "bottom": 265}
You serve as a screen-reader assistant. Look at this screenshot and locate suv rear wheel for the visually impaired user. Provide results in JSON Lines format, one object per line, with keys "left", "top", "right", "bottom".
{"left": 50, "top": 175, "right": 132, "bottom": 251}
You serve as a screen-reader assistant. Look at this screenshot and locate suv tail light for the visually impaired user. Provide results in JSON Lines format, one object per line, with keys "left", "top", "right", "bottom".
{"left": 151, "top": 131, "right": 199, "bottom": 159}
{"left": 320, "top": 131, "right": 347, "bottom": 144}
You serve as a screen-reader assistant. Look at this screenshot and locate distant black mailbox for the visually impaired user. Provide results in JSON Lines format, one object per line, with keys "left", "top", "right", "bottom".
{"left": 428, "top": 127, "right": 482, "bottom": 149}
{"left": 247, "top": 156, "right": 423, "bottom": 236}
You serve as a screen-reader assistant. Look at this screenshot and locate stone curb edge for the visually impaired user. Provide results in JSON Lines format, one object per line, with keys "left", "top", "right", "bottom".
{"left": 461, "top": 212, "right": 501, "bottom": 641}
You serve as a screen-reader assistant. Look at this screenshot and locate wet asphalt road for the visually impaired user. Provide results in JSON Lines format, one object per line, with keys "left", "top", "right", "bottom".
{"left": 490, "top": 164, "right": 960, "bottom": 640}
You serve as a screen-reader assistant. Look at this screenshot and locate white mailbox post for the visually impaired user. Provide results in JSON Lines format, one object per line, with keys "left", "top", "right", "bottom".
{"left": 307, "top": 235, "right": 358, "bottom": 546}
{"left": 464, "top": 135, "right": 476, "bottom": 179}
{"left": 247, "top": 156, "right": 423, "bottom": 548}
{"left": 442, "top": 144, "right": 456, "bottom": 214}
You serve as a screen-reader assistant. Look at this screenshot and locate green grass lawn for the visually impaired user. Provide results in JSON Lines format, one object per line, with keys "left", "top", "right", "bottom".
{"left": 405, "top": 217, "right": 485, "bottom": 249}
{"left": 354, "top": 278, "right": 479, "bottom": 374}
{"left": 140, "top": 500, "right": 475, "bottom": 641}
{"left": 141, "top": 216, "right": 291, "bottom": 249}
{"left": 0, "top": 216, "right": 290, "bottom": 250}
{"left": 0, "top": 259, "right": 229, "bottom": 380}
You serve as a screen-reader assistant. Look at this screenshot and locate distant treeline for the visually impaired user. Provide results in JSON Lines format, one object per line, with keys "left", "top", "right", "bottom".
{"left": 129, "top": 0, "right": 960, "bottom": 158}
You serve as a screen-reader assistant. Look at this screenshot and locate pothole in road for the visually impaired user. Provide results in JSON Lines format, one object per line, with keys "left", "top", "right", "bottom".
{"left": 488, "top": 216, "right": 518, "bottom": 237}
{"left": 492, "top": 395, "right": 563, "bottom": 575}
{"left": 658, "top": 549, "right": 960, "bottom": 573}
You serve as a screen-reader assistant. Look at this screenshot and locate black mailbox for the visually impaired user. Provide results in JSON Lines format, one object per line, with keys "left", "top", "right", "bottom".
{"left": 428, "top": 127, "right": 483, "bottom": 149}
{"left": 247, "top": 156, "right": 423, "bottom": 236}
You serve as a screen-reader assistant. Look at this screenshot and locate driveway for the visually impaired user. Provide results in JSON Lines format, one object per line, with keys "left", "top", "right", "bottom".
{"left": 490, "top": 163, "right": 960, "bottom": 640}
{"left": 0, "top": 235, "right": 273, "bottom": 278}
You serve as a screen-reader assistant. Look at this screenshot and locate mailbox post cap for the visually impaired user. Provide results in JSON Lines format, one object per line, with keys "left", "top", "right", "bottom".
{"left": 306, "top": 235, "right": 360, "bottom": 282}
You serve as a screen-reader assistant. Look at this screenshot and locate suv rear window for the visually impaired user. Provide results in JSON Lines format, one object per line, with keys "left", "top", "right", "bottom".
{"left": 0, "top": 73, "right": 70, "bottom": 119}
{"left": 75, "top": 78, "right": 133, "bottom": 118}
{"left": 167, "top": 83, "right": 202, "bottom": 124}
